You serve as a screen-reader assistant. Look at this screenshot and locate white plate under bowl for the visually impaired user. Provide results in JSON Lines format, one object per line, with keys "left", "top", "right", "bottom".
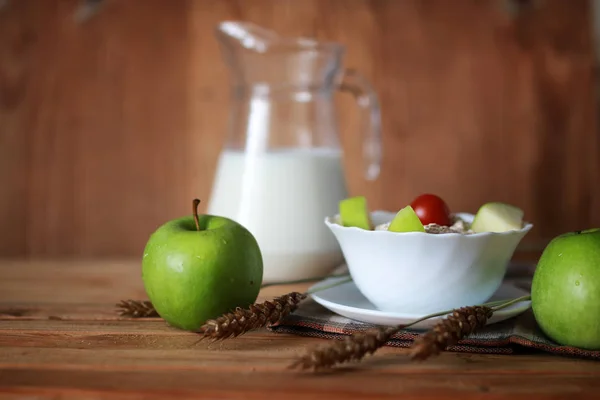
{"left": 309, "top": 276, "right": 531, "bottom": 330}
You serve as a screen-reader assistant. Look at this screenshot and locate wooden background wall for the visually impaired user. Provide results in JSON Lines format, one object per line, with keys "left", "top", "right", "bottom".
{"left": 0, "top": 0, "right": 598, "bottom": 258}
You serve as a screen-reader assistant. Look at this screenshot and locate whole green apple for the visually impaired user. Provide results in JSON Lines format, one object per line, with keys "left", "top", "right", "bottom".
{"left": 531, "top": 228, "right": 600, "bottom": 350}
{"left": 142, "top": 200, "right": 263, "bottom": 331}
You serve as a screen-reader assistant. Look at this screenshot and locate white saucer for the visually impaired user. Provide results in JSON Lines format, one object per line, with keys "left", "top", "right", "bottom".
{"left": 309, "top": 276, "right": 531, "bottom": 330}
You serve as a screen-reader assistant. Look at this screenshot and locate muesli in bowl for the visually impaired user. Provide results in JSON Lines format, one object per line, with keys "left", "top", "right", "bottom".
{"left": 374, "top": 215, "right": 473, "bottom": 234}
{"left": 324, "top": 194, "right": 533, "bottom": 314}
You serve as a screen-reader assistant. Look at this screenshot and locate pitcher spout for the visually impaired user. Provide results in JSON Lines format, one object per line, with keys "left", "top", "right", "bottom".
{"left": 216, "top": 20, "right": 341, "bottom": 53}
{"left": 215, "top": 21, "right": 344, "bottom": 90}
{"left": 215, "top": 21, "right": 281, "bottom": 54}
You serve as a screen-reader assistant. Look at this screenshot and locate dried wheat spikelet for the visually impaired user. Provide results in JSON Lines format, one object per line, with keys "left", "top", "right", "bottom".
{"left": 290, "top": 305, "right": 496, "bottom": 371}
{"left": 289, "top": 325, "right": 401, "bottom": 371}
{"left": 409, "top": 305, "right": 493, "bottom": 361}
{"left": 116, "top": 300, "right": 159, "bottom": 318}
{"left": 196, "top": 291, "right": 307, "bottom": 340}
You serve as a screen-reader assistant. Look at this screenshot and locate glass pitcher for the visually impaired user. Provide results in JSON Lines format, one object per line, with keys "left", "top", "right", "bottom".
{"left": 207, "top": 21, "right": 382, "bottom": 283}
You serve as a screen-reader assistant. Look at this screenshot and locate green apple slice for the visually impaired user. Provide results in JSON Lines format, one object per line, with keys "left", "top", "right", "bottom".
{"left": 339, "top": 196, "right": 372, "bottom": 230}
{"left": 387, "top": 205, "right": 426, "bottom": 233}
{"left": 471, "top": 202, "right": 524, "bottom": 233}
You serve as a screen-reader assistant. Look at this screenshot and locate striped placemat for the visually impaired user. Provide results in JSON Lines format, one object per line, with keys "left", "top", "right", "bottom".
{"left": 269, "top": 263, "right": 600, "bottom": 360}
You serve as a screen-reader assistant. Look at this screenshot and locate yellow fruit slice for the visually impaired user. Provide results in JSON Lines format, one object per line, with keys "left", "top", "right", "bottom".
{"left": 471, "top": 202, "right": 524, "bottom": 233}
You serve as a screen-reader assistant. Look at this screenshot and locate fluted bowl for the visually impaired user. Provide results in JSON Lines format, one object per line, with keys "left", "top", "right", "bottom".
{"left": 324, "top": 211, "right": 533, "bottom": 314}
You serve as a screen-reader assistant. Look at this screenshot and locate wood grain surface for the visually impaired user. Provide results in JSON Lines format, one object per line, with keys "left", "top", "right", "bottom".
{"left": 0, "top": 259, "right": 599, "bottom": 399}
{"left": 0, "top": 0, "right": 598, "bottom": 258}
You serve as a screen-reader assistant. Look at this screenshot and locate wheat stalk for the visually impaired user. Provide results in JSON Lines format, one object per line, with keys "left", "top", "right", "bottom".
{"left": 290, "top": 295, "right": 531, "bottom": 371}
{"left": 409, "top": 295, "right": 529, "bottom": 361}
{"left": 408, "top": 306, "right": 492, "bottom": 360}
{"left": 117, "top": 275, "right": 351, "bottom": 340}
{"left": 196, "top": 292, "right": 307, "bottom": 340}
{"left": 289, "top": 325, "right": 402, "bottom": 371}
{"left": 196, "top": 277, "right": 352, "bottom": 340}
{"left": 116, "top": 300, "right": 159, "bottom": 318}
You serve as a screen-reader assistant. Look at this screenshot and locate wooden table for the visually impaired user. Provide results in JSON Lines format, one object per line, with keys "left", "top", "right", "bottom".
{"left": 1, "top": 259, "right": 599, "bottom": 399}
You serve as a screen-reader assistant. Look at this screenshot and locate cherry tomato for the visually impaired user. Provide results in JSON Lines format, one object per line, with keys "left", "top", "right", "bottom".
{"left": 410, "top": 194, "right": 451, "bottom": 226}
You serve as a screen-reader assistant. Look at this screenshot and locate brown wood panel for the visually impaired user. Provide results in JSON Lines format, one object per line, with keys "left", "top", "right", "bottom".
{"left": 0, "top": 0, "right": 597, "bottom": 258}
{"left": 0, "top": 0, "right": 196, "bottom": 257}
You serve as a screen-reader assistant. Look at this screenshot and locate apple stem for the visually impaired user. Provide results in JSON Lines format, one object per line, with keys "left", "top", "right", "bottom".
{"left": 193, "top": 199, "right": 201, "bottom": 231}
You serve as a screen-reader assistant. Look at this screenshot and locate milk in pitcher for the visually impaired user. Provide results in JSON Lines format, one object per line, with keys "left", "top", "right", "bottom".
{"left": 207, "top": 147, "right": 347, "bottom": 282}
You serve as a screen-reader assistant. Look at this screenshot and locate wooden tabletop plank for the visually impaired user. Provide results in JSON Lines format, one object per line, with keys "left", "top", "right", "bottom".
{"left": 1, "top": 259, "right": 599, "bottom": 399}
{"left": 2, "top": 368, "right": 599, "bottom": 400}
{"left": 1, "top": 331, "right": 599, "bottom": 374}
{"left": 0, "top": 259, "right": 299, "bottom": 306}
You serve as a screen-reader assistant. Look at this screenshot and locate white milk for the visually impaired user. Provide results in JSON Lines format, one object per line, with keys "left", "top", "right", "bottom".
{"left": 207, "top": 148, "right": 347, "bottom": 283}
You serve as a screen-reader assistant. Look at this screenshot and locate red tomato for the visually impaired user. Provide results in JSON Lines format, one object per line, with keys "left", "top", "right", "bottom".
{"left": 410, "top": 194, "right": 451, "bottom": 226}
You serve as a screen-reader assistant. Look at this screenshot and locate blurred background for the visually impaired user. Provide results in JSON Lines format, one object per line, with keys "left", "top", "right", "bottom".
{"left": 0, "top": 0, "right": 598, "bottom": 260}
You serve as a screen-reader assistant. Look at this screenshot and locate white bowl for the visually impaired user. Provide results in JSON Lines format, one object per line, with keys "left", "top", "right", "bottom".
{"left": 324, "top": 211, "right": 533, "bottom": 314}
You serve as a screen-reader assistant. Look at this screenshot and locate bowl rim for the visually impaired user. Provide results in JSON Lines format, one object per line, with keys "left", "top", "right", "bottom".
{"left": 325, "top": 210, "right": 534, "bottom": 237}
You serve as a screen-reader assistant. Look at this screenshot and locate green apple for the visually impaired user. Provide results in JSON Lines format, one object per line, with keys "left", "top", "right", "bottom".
{"left": 387, "top": 205, "right": 425, "bottom": 233}
{"left": 142, "top": 199, "right": 263, "bottom": 331}
{"left": 531, "top": 228, "right": 600, "bottom": 350}
{"left": 471, "top": 202, "right": 524, "bottom": 233}
{"left": 339, "top": 196, "right": 372, "bottom": 230}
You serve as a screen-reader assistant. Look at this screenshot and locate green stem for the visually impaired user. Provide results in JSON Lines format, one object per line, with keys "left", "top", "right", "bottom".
{"left": 490, "top": 295, "right": 531, "bottom": 311}
{"left": 392, "top": 294, "right": 532, "bottom": 331}
{"left": 480, "top": 297, "right": 525, "bottom": 308}
{"left": 479, "top": 299, "right": 507, "bottom": 307}
{"left": 398, "top": 308, "right": 463, "bottom": 330}
{"left": 260, "top": 273, "right": 350, "bottom": 289}
{"left": 306, "top": 276, "right": 353, "bottom": 295}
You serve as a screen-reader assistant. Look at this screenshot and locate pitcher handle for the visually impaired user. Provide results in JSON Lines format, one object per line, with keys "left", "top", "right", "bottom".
{"left": 337, "top": 68, "right": 382, "bottom": 181}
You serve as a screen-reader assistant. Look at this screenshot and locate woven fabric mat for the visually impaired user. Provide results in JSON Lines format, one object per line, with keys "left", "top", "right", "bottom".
{"left": 268, "top": 263, "right": 600, "bottom": 360}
